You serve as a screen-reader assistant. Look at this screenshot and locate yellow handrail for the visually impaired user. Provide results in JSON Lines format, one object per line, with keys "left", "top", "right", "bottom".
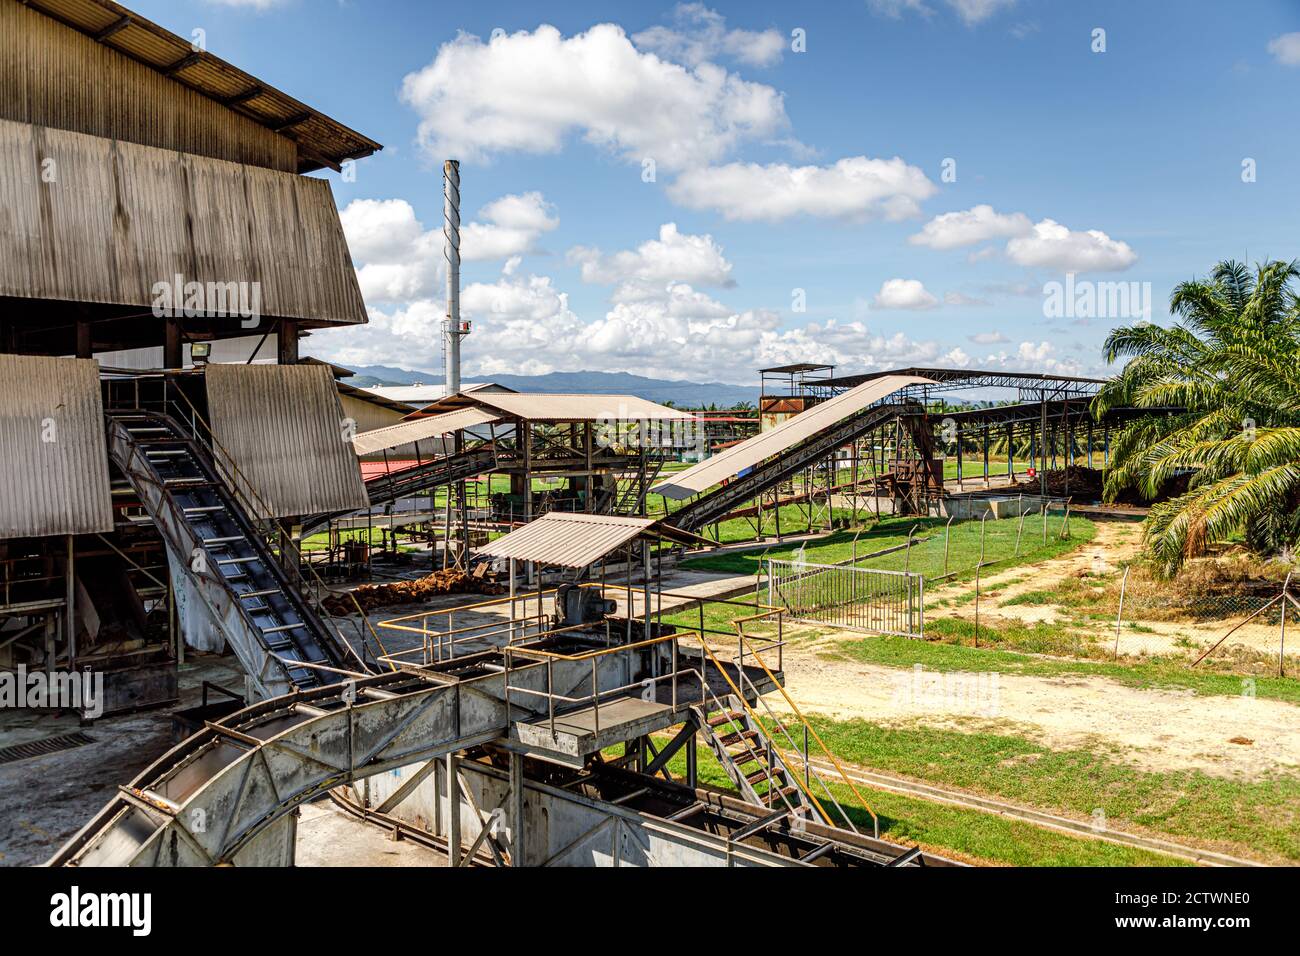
{"left": 694, "top": 633, "right": 836, "bottom": 829}
{"left": 733, "top": 622, "right": 879, "bottom": 833}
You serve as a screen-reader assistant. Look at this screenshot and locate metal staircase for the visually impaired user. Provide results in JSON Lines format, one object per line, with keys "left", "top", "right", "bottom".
{"left": 106, "top": 411, "right": 353, "bottom": 697}
{"left": 302, "top": 445, "right": 499, "bottom": 535}
{"left": 665, "top": 401, "right": 921, "bottom": 532}
{"left": 693, "top": 697, "right": 809, "bottom": 818}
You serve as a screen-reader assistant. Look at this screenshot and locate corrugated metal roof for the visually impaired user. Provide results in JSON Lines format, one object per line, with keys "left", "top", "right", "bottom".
{"left": 0, "top": 118, "right": 367, "bottom": 327}
{"left": 205, "top": 364, "right": 368, "bottom": 519}
{"left": 352, "top": 408, "right": 500, "bottom": 456}
{"left": 0, "top": 355, "right": 114, "bottom": 538}
{"left": 653, "top": 374, "right": 934, "bottom": 499}
{"left": 475, "top": 512, "right": 659, "bottom": 568}
{"left": 15, "top": 0, "right": 381, "bottom": 173}
{"left": 361, "top": 382, "right": 514, "bottom": 406}
{"left": 469, "top": 393, "right": 695, "bottom": 422}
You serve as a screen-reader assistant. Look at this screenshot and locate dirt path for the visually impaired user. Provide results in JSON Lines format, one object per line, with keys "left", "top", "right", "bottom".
{"left": 777, "top": 647, "right": 1300, "bottom": 780}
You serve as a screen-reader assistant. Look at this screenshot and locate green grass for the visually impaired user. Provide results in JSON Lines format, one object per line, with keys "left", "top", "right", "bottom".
{"left": 679, "top": 512, "right": 1096, "bottom": 580}
{"left": 781, "top": 715, "right": 1299, "bottom": 863}
{"left": 644, "top": 733, "right": 1187, "bottom": 866}
{"left": 830, "top": 625, "right": 1300, "bottom": 704}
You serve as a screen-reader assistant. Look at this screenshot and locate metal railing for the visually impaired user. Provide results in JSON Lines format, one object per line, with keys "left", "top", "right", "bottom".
{"left": 767, "top": 557, "right": 924, "bottom": 638}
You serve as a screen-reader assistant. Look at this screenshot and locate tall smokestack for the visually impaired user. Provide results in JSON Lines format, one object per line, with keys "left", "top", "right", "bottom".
{"left": 443, "top": 159, "right": 461, "bottom": 396}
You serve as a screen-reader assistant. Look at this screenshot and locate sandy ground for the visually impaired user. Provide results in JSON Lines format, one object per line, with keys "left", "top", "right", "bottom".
{"left": 769, "top": 520, "right": 1300, "bottom": 780}
{"left": 779, "top": 646, "right": 1300, "bottom": 779}
{"left": 938, "top": 521, "right": 1292, "bottom": 660}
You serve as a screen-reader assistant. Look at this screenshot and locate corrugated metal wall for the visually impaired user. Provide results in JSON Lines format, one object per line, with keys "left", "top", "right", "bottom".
{"left": 205, "top": 363, "right": 368, "bottom": 520}
{"left": 0, "top": 0, "right": 296, "bottom": 172}
{"left": 0, "top": 117, "right": 367, "bottom": 325}
{"left": 0, "top": 355, "right": 114, "bottom": 538}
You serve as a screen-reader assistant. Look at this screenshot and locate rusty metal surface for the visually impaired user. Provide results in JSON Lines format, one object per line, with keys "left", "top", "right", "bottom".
{"left": 7, "top": 0, "right": 380, "bottom": 173}
{"left": 654, "top": 374, "right": 934, "bottom": 499}
{"left": 0, "top": 355, "right": 114, "bottom": 538}
{"left": 205, "top": 363, "right": 367, "bottom": 519}
{"left": 352, "top": 407, "right": 500, "bottom": 457}
{"left": 475, "top": 512, "right": 659, "bottom": 568}
{"left": 469, "top": 392, "right": 694, "bottom": 423}
{"left": 0, "top": 118, "right": 367, "bottom": 326}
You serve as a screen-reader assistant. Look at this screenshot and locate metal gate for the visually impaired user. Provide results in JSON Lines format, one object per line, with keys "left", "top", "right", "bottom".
{"left": 767, "top": 559, "right": 924, "bottom": 638}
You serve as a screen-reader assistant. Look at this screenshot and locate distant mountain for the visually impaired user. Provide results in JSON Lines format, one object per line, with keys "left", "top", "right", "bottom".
{"left": 340, "top": 365, "right": 761, "bottom": 408}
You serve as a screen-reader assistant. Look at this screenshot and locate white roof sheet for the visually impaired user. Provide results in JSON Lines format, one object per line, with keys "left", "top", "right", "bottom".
{"left": 474, "top": 512, "right": 658, "bottom": 568}
{"left": 351, "top": 407, "right": 500, "bottom": 456}
{"left": 652, "top": 374, "right": 933, "bottom": 499}
{"left": 470, "top": 393, "right": 694, "bottom": 422}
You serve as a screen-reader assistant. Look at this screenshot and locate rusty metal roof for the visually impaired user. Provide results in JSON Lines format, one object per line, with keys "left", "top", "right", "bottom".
{"left": 351, "top": 407, "right": 500, "bottom": 457}
{"left": 464, "top": 392, "right": 694, "bottom": 423}
{"left": 205, "top": 363, "right": 368, "bottom": 520}
{"left": 18, "top": 0, "right": 380, "bottom": 172}
{"left": 0, "top": 119, "right": 367, "bottom": 327}
{"left": 654, "top": 374, "right": 934, "bottom": 499}
{"left": 0, "top": 355, "right": 114, "bottom": 538}
{"left": 475, "top": 512, "right": 661, "bottom": 568}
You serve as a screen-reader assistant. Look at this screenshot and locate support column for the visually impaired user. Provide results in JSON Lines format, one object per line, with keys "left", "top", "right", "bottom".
{"left": 164, "top": 317, "right": 184, "bottom": 369}
{"left": 277, "top": 320, "right": 299, "bottom": 364}
{"left": 446, "top": 752, "right": 461, "bottom": 867}
{"left": 509, "top": 752, "right": 525, "bottom": 867}
{"left": 75, "top": 320, "right": 92, "bottom": 359}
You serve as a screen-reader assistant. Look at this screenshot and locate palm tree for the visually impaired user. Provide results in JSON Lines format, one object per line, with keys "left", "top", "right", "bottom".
{"left": 1093, "top": 259, "right": 1300, "bottom": 574}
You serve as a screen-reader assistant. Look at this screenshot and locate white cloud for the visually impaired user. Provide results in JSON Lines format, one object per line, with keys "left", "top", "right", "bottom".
{"left": 340, "top": 199, "right": 441, "bottom": 304}
{"left": 461, "top": 192, "right": 558, "bottom": 262}
{"left": 946, "top": 0, "right": 1016, "bottom": 25}
{"left": 633, "top": 4, "right": 784, "bottom": 67}
{"left": 945, "top": 291, "right": 990, "bottom": 307}
{"left": 667, "top": 156, "right": 936, "bottom": 222}
{"left": 911, "top": 205, "right": 1137, "bottom": 272}
{"left": 867, "top": 0, "right": 1015, "bottom": 25}
{"left": 909, "top": 204, "right": 1032, "bottom": 250}
{"left": 967, "top": 331, "right": 1008, "bottom": 344}
{"left": 203, "top": 0, "right": 286, "bottom": 9}
{"left": 866, "top": 0, "right": 933, "bottom": 18}
{"left": 400, "top": 24, "right": 788, "bottom": 171}
{"left": 1005, "top": 219, "right": 1137, "bottom": 272}
{"left": 568, "top": 223, "right": 734, "bottom": 287}
{"left": 874, "top": 278, "right": 938, "bottom": 310}
{"left": 1268, "top": 32, "right": 1300, "bottom": 67}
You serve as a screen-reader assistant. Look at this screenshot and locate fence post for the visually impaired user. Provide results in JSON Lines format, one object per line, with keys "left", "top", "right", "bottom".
{"left": 1113, "top": 565, "right": 1130, "bottom": 658}
{"left": 1042, "top": 504, "right": 1048, "bottom": 545}
{"left": 974, "top": 562, "right": 980, "bottom": 648}
{"left": 1280, "top": 572, "right": 1293, "bottom": 677}
{"left": 979, "top": 512, "right": 989, "bottom": 568}
{"left": 943, "top": 514, "right": 954, "bottom": 575}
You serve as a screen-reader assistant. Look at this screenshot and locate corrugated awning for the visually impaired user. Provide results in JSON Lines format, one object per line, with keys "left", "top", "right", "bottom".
{"left": 351, "top": 408, "right": 500, "bottom": 456}
{"left": 0, "top": 120, "right": 367, "bottom": 328}
{"left": 0, "top": 355, "right": 114, "bottom": 538}
{"left": 206, "top": 364, "right": 368, "bottom": 519}
{"left": 474, "top": 513, "right": 662, "bottom": 568}
{"left": 653, "top": 374, "right": 934, "bottom": 499}
{"left": 466, "top": 392, "right": 694, "bottom": 423}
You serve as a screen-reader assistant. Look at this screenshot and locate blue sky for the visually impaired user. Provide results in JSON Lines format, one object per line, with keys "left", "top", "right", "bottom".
{"left": 133, "top": 0, "right": 1300, "bottom": 384}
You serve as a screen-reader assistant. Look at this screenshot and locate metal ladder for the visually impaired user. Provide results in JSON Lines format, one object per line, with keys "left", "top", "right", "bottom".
{"left": 106, "top": 411, "right": 351, "bottom": 696}
{"left": 692, "top": 694, "right": 811, "bottom": 821}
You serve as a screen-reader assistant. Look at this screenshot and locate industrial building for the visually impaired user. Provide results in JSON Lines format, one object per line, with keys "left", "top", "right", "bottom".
{"left": 0, "top": 0, "right": 1161, "bottom": 870}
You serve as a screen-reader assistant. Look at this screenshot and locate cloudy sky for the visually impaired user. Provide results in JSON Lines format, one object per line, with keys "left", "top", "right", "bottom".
{"left": 141, "top": 0, "right": 1299, "bottom": 384}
